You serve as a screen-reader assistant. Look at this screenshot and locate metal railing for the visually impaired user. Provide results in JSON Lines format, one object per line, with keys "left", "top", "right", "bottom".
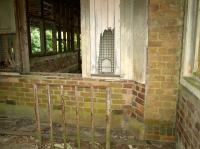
{"left": 33, "top": 83, "right": 112, "bottom": 149}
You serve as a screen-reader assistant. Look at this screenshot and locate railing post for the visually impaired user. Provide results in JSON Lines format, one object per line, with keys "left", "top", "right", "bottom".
{"left": 47, "top": 85, "right": 54, "bottom": 148}
{"left": 91, "top": 86, "right": 95, "bottom": 149}
{"left": 106, "top": 88, "right": 111, "bottom": 149}
{"left": 60, "top": 85, "right": 67, "bottom": 149}
{"left": 75, "top": 86, "right": 81, "bottom": 149}
{"left": 33, "top": 84, "right": 42, "bottom": 148}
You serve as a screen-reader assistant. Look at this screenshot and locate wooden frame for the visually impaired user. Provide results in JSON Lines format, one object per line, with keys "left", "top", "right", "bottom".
{"left": 81, "top": 0, "right": 148, "bottom": 82}
{"left": 26, "top": 0, "right": 81, "bottom": 57}
{"left": 180, "top": 0, "right": 200, "bottom": 99}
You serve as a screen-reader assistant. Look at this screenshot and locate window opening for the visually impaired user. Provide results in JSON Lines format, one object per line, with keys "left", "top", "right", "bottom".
{"left": 30, "top": 26, "right": 42, "bottom": 53}
{"left": 98, "top": 29, "right": 115, "bottom": 74}
{"left": 45, "top": 29, "right": 53, "bottom": 52}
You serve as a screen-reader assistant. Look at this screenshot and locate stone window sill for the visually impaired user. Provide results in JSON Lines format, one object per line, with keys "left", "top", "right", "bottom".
{"left": 180, "top": 76, "right": 200, "bottom": 99}
{"left": 91, "top": 74, "right": 121, "bottom": 80}
{"left": 0, "top": 72, "right": 82, "bottom": 78}
{"left": 0, "top": 72, "right": 20, "bottom": 76}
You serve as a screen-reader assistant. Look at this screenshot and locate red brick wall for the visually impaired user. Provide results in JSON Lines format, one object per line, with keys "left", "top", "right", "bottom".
{"left": 176, "top": 86, "right": 200, "bottom": 149}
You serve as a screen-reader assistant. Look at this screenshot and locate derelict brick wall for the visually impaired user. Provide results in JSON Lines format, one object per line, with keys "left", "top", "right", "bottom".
{"left": 145, "top": 0, "right": 184, "bottom": 141}
{"left": 0, "top": 74, "right": 145, "bottom": 135}
{"left": 30, "top": 52, "right": 78, "bottom": 72}
{"left": 176, "top": 86, "right": 200, "bottom": 149}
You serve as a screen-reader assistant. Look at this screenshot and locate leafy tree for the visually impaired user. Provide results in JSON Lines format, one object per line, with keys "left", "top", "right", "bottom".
{"left": 46, "top": 30, "right": 53, "bottom": 52}
{"left": 30, "top": 27, "right": 41, "bottom": 53}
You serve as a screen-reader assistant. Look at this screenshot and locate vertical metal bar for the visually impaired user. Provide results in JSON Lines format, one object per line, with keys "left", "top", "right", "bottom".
{"left": 47, "top": 85, "right": 54, "bottom": 148}
{"left": 33, "top": 84, "right": 42, "bottom": 148}
{"left": 75, "top": 86, "right": 81, "bottom": 149}
{"left": 60, "top": 85, "right": 67, "bottom": 149}
{"left": 106, "top": 88, "right": 111, "bottom": 149}
{"left": 91, "top": 86, "right": 95, "bottom": 149}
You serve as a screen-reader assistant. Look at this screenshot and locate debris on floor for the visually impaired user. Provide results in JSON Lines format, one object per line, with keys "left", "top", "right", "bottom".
{"left": 0, "top": 117, "right": 176, "bottom": 149}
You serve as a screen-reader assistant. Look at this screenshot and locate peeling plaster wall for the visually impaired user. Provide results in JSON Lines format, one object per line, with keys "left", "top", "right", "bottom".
{"left": 81, "top": 0, "right": 148, "bottom": 83}
{"left": 120, "top": 0, "right": 148, "bottom": 83}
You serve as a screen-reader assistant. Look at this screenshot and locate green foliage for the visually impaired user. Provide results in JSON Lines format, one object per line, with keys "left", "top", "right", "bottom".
{"left": 194, "top": 70, "right": 200, "bottom": 78}
{"left": 46, "top": 30, "right": 53, "bottom": 52}
{"left": 30, "top": 27, "right": 41, "bottom": 53}
{"left": 30, "top": 27, "right": 54, "bottom": 54}
{"left": 74, "top": 33, "right": 78, "bottom": 49}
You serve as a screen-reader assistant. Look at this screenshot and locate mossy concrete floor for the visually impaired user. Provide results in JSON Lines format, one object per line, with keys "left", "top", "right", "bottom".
{"left": 0, "top": 135, "right": 175, "bottom": 149}
{"left": 0, "top": 103, "right": 176, "bottom": 148}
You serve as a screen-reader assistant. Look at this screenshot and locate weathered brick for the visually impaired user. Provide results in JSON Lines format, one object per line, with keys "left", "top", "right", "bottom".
{"left": 138, "top": 93, "right": 145, "bottom": 100}
{"left": 109, "top": 82, "right": 122, "bottom": 88}
{"left": 123, "top": 83, "right": 133, "bottom": 88}
{"left": 111, "top": 94, "right": 123, "bottom": 100}
{"left": 132, "top": 90, "right": 138, "bottom": 96}
{"left": 112, "top": 100, "right": 125, "bottom": 104}
{"left": 135, "top": 97, "right": 144, "bottom": 106}
{"left": 6, "top": 99, "right": 16, "bottom": 105}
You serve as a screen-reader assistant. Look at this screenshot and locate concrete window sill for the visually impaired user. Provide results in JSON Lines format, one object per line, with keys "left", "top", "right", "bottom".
{"left": 91, "top": 74, "right": 121, "bottom": 80}
{"left": 180, "top": 76, "right": 200, "bottom": 99}
{"left": 0, "top": 72, "right": 20, "bottom": 76}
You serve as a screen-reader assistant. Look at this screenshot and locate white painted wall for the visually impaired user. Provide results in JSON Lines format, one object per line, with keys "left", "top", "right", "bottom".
{"left": 81, "top": 0, "right": 148, "bottom": 83}
{"left": 81, "top": 0, "right": 91, "bottom": 78}
{"left": 90, "top": 0, "right": 120, "bottom": 75}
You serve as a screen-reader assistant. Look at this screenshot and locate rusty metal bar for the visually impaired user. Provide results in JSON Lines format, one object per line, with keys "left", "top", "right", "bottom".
{"left": 33, "top": 84, "right": 112, "bottom": 149}
{"left": 75, "top": 86, "right": 81, "bottom": 149}
{"left": 106, "top": 88, "right": 111, "bottom": 149}
{"left": 33, "top": 84, "right": 42, "bottom": 148}
{"left": 60, "top": 85, "right": 67, "bottom": 149}
{"left": 47, "top": 85, "right": 54, "bottom": 148}
{"left": 91, "top": 86, "right": 95, "bottom": 149}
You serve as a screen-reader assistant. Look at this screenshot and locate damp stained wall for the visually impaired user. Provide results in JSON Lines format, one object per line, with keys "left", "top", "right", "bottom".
{"left": 81, "top": 0, "right": 148, "bottom": 83}
{"left": 0, "top": 0, "right": 16, "bottom": 33}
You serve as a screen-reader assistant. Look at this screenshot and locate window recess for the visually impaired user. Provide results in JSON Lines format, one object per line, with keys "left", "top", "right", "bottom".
{"left": 181, "top": 0, "right": 200, "bottom": 99}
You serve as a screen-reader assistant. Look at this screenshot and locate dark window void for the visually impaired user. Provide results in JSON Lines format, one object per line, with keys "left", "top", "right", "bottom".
{"left": 98, "top": 29, "right": 115, "bottom": 74}
{"left": 27, "top": 0, "right": 81, "bottom": 73}
{"left": 0, "top": 34, "right": 17, "bottom": 71}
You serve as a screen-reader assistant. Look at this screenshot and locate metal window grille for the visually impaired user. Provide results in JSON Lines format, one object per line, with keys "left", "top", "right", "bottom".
{"left": 98, "top": 28, "right": 115, "bottom": 74}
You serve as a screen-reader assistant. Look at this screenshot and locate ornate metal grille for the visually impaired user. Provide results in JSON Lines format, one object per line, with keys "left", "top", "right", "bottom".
{"left": 98, "top": 28, "right": 115, "bottom": 74}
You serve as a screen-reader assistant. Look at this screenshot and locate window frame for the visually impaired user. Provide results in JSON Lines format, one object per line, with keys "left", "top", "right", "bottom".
{"left": 27, "top": 0, "right": 80, "bottom": 57}
{"left": 193, "top": 1, "right": 200, "bottom": 78}
{"left": 181, "top": 0, "right": 200, "bottom": 99}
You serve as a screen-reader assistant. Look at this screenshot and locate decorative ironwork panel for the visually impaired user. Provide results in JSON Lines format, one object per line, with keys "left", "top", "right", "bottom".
{"left": 98, "top": 29, "right": 115, "bottom": 74}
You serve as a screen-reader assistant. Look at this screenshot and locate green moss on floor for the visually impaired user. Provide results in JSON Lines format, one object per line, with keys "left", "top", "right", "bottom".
{"left": 0, "top": 103, "right": 145, "bottom": 140}
{"left": 184, "top": 77, "right": 200, "bottom": 90}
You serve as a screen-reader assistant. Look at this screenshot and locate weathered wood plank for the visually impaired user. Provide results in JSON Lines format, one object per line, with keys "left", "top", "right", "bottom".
{"left": 15, "top": 0, "right": 30, "bottom": 72}
{"left": 81, "top": 0, "right": 91, "bottom": 77}
{"left": 114, "top": 0, "right": 120, "bottom": 75}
